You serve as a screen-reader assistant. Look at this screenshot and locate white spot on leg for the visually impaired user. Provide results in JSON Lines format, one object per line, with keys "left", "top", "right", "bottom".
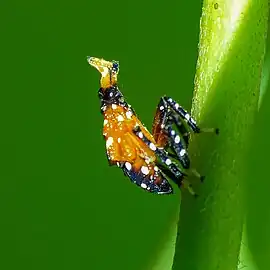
{"left": 117, "top": 115, "right": 124, "bottom": 122}
{"left": 149, "top": 143, "right": 156, "bottom": 151}
{"left": 141, "top": 183, "right": 147, "bottom": 189}
{"left": 185, "top": 114, "right": 190, "bottom": 121}
{"left": 168, "top": 98, "right": 172, "bottom": 102}
{"left": 165, "top": 159, "right": 172, "bottom": 165}
{"left": 154, "top": 166, "right": 159, "bottom": 172}
{"left": 117, "top": 137, "right": 121, "bottom": 143}
{"left": 191, "top": 118, "right": 196, "bottom": 124}
{"left": 125, "top": 162, "right": 132, "bottom": 171}
{"left": 175, "top": 135, "right": 180, "bottom": 144}
{"left": 175, "top": 103, "right": 179, "bottom": 109}
{"left": 112, "top": 104, "right": 117, "bottom": 110}
{"left": 141, "top": 166, "right": 149, "bottom": 175}
{"left": 138, "top": 132, "right": 143, "bottom": 139}
{"left": 106, "top": 137, "right": 114, "bottom": 148}
{"left": 171, "top": 130, "right": 175, "bottom": 135}
{"left": 180, "top": 149, "right": 186, "bottom": 156}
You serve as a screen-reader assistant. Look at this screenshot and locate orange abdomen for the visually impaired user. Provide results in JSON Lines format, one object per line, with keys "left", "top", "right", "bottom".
{"left": 103, "top": 104, "right": 157, "bottom": 167}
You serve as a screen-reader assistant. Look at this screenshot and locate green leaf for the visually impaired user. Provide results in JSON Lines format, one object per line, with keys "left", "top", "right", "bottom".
{"left": 151, "top": 209, "right": 179, "bottom": 270}
{"left": 238, "top": 223, "right": 258, "bottom": 270}
{"left": 258, "top": 21, "right": 270, "bottom": 108}
{"left": 243, "top": 53, "right": 270, "bottom": 270}
{"left": 172, "top": 1, "right": 269, "bottom": 270}
{"left": 238, "top": 13, "right": 270, "bottom": 270}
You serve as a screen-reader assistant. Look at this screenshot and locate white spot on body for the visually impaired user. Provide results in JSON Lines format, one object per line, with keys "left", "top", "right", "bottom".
{"left": 149, "top": 143, "right": 156, "bottom": 151}
{"left": 168, "top": 98, "right": 172, "bottom": 102}
{"left": 112, "top": 104, "right": 117, "bottom": 110}
{"left": 117, "top": 115, "right": 124, "bottom": 122}
{"left": 159, "top": 106, "right": 164, "bottom": 111}
{"left": 117, "top": 137, "right": 121, "bottom": 143}
{"left": 103, "top": 119, "right": 108, "bottom": 126}
{"left": 175, "top": 135, "right": 180, "bottom": 144}
{"left": 154, "top": 166, "right": 159, "bottom": 172}
{"left": 180, "top": 149, "right": 186, "bottom": 156}
{"left": 109, "top": 92, "right": 113, "bottom": 97}
{"left": 125, "top": 162, "right": 132, "bottom": 171}
{"left": 126, "top": 111, "right": 132, "bottom": 119}
{"left": 141, "top": 166, "right": 149, "bottom": 175}
{"left": 141, "top": 183, "right": 147, "bottom": 189}
{"left": 185, "top": 114, "right": 190, "bottom": 121}
{"left": 175, "top": 103, "right": 179, "bottom": 109}
{"left": 106, "top": 137, "right": 114, "bottom": 148}
{"left": 138, "top": 132, "right": 143, "bottom": 139}
{"left": 165, "top": 159, "right": 172, "bottom": 165}
{"left": 171, "top": 130, "right": 175, "bottom": 135}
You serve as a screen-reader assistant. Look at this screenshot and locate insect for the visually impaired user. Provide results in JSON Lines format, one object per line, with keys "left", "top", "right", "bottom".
{"left": 87, "top": 57, "right": 218, "bottom": 196}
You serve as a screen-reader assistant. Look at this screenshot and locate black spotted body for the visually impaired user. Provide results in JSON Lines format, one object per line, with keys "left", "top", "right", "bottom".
{"left": 100, "top": 86, "right": 173, "bottom": 194}
{"left": 87, "top": 57, "right": 218, "bottom": 196}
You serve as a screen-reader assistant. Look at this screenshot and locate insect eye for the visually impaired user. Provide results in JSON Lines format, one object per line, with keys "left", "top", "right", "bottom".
{"left": 112, "top": 61, "right": 119, "bottom": 73}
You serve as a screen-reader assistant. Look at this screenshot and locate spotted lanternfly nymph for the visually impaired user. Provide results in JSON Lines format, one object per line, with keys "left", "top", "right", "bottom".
{"left": 87, "top": 57, "right": 218, "bottom": 196}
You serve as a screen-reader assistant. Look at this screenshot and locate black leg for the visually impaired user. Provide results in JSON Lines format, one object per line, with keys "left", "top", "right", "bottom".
{"left": 151, "top": 97, "right": 191, "bottom": 169}
{"left": 164, "top": 96, "right": 201, "bottom": 133}
{"left": 133, "top": 126, "right": 185, "bottom": 182}
{"left": 157, "top": 163, "right": 198, "bottom": 197}
{"left": 165, "top": 96, "right": 219, "bottom": 135}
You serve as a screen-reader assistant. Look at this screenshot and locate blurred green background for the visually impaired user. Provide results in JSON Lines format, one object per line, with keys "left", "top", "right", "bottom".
{"left": 2, "top": 0, "right": 270, "bottom": 269}
{"left": 1, "top": 0, "right": 203, "bottom": 269}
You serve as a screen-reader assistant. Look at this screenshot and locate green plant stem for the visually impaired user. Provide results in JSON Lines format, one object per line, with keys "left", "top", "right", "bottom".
{"left": 238, "top": 14, "right": 270, "bottom": 270}
{"left": 172, "top": 1, "right": 268, "bottom": 270}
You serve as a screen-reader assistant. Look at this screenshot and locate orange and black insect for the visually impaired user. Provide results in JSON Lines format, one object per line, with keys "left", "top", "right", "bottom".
{"left": 87, "top": 57, "right": 218, "bottom": 195}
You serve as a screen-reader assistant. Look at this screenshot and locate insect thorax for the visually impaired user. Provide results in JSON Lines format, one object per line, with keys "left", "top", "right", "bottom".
{"left": 98, "top": 86, "right": 130, "bottom": 112}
